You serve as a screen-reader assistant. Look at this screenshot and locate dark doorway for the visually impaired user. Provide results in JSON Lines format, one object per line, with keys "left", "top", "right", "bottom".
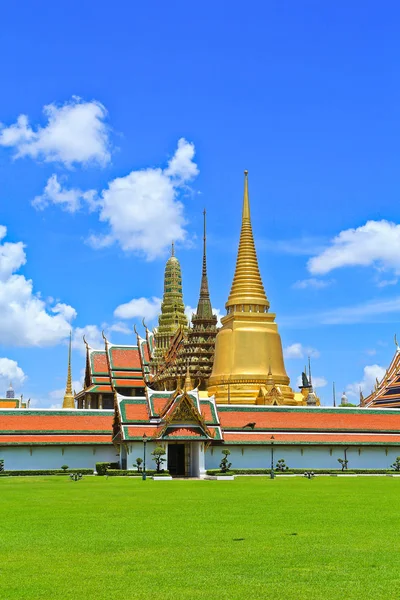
{"left": 168, "top": 444, "right": 185, "bottom": 476}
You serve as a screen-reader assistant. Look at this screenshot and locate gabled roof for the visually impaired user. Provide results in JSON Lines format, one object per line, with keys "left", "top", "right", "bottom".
{"left": 106, "top": 343, "right": 146, "bottom": 389}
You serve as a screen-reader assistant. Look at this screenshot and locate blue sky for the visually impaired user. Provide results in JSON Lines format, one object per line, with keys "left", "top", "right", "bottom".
{"left": 1, "top": 1, "right": 400, "bottom": 406}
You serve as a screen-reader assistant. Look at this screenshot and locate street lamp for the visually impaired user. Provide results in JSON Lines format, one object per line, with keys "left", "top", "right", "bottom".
{"left": 142, "top": 433, "right": 147, "bottom": 481}
{"left": 270, "top": 435, "right": 275, "bottom": 479}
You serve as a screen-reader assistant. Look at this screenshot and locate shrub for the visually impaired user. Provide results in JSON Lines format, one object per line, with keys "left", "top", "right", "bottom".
{"left": 135, "top": 457, "right": 143, "bottom": 472}
{"left": 151, "top": 447, "right": 166, "bottom": 473}
{"left": 338, "top": 458, "right": 349, "bottom": 471}
{"left": 219, "top": 449, "right": 232, "bottom": 473}
{"left": 2, "top": 469, "right": 93, "bottom": 476}
{"left": 95, "top": 462, "right": 119, "bottom": 475}
{"left": 275, "top": 459, "right": 289, "bottom": 472}
{"left": 107, "top": 469, "right": 168, "bottom": 477}
{"left": 391, "top": 457, "right": 400, "bottom": 471}
{"left": 0, "top": 459, "right": 4, "bottom": 473}
{"left": 61, "top": 464, "right": 69, "bottom": 472}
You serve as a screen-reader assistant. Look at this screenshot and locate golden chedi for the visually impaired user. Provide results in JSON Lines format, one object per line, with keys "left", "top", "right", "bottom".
{"left": 208, "top": 171, "right": 296, "bottom": 405}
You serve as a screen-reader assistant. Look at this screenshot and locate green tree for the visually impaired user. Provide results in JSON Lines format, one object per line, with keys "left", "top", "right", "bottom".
{"left": 220, "top": 449, "right": 232, "bottom": 473}
{"left": 338, "top": 458, "right": 348, "bottom": 471}
{"left": 135, "top": 457, "right": 143, "bottom": 472}
{"left": 275, "top": 459, "right": 288, "bottom": 472}
{"left": 391, "top": 457, "right": 400, "bottom": 471}
{"left": 61, "top": 464, "right": 69, "bottom": 472}
{"left": 151, "top": 447, "right": 166, "bottom": 473}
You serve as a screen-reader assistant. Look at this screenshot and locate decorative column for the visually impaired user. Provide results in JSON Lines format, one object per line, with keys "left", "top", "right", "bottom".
{"left": 98, "top": 394, "right": 103, "bottom": 410}
{"left": 87, "top": 394, "right": 91, "bottom": 409}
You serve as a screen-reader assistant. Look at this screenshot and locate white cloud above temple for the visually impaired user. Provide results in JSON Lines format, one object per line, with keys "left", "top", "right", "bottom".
{"left": 32, "top": 174, "right": 98, "bottom": 213}
{"left": 87, "top": 137, "right": 199, "bottom": 260}
{"left": 0, "top": 97, "right": 111, "bottom": 167}
{"left": 346, "top": 364, "right": 386, "bottom": 398}
{"left": 114, "top": 296, "right": 162, "bottom": 322}
{"left": 0, "top": 358, "right": 26, "bottom": 391}
{"left": 308, "top": 220, "right": 400, "bottom": 277}
{"left": 0, "top": 227, "right": 75, "bottom": 347}
{"left": 284, "top": 343, "right": 320, "bottom": 359}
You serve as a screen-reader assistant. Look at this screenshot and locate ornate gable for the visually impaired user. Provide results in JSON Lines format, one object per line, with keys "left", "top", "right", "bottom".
{"left": 156, "top": 391, "right": 213, "bottom": 440}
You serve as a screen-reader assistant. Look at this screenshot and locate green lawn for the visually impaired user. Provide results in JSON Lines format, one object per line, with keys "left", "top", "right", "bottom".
{"left": 1, "top": 476, "right": 400, "bottom": 599}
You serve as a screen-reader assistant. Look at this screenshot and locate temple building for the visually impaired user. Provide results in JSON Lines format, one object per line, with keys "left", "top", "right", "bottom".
{"left": 150, "top": 243, "right": 188, "bottom": 368}
{"left": 3, "top": 170, "right": 400, "bottom": 475}
{"left": 208, "top": 171, "right": 300, "bottom": 405}
{"left": 151, "top": 211, "right": 218, "bottom": 391}
{"left": 0, "top": 383, "right": 26, "bottom": 409}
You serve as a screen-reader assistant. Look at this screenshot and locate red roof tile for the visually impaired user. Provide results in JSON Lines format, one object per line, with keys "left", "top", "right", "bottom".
{"left": 218, "top": 408, "right": 400, "bottom": 432}
{"left": 0, "top": 435, "right": 111, "bottom": 444}
{"left": 110, "top": 347, "right": 141, "bottom": 370}
{"left": 0, "top": 413, "right": 113, "bottom": 432}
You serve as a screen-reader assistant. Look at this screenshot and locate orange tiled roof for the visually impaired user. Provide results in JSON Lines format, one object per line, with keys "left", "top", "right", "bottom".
{"left": 0, "top": 434, "right": 112, "bottom": 445}
{"left": 110, "top": 347, "right": 141, "bottom": 370}
{"left": 0, "top": 411, "right": 113, "bottom": 433}
{"left": 218, "top": 406, "right": 400, "bottom": 432}
{"left": 223, "top": 432, "right": 400, "bottom": 444}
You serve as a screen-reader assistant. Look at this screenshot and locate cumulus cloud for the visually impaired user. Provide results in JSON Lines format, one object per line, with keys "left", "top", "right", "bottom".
{"left": 0, "top": 97, "right": 110, "bottom": 167}
{"left": 32, "top": 174, "right": 97, "bottom": 212}
{"left": 0, "top": 358, "right": 26, "bottom": 391}
{"left": 72, "top": 325, "right": 104, "bottom": 352}
{"left": 0, "top": 227, "right": 75, "bottom": 346}
{"left": 308, "top": 220, "right": 400, "bottom": 277}
{"left": 114, "top": 296, "right": 162, "bottom": 322}
{"left": 284, "top": 343, "right": 320, "bottom": 359}
{"left": 87, "top": 138, "right": 198, "bottom": 260}
{"left": 48, "top": 380, "right": 82, "bottom": 404}
{"left": 346, "top": 364, "right": 386, "bottom": 398}
{"left": 292, "top": 278, "right": 333, "bottom": 290}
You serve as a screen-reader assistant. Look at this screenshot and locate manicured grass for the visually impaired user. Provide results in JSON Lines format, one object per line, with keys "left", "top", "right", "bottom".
{"left": 1, "top": 476, "right": 400, "bottom": 599}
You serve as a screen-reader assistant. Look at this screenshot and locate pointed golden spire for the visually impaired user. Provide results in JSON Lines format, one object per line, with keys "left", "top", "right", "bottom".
{"left": 226, "top": 171, "right": 269, "bottom": 311}
{"left": 62, "top": 331, "right": 75, "bottom": 409}
{"left": 184, "top": 363, "right": 192, "bottom": 391}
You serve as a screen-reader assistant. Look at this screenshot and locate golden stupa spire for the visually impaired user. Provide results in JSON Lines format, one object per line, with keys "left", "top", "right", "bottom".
{"left": 226, "top": 170, "right": 269, "bottom": 311}
{"left": 62, "top": 331, "right": 75, "bottom": 409}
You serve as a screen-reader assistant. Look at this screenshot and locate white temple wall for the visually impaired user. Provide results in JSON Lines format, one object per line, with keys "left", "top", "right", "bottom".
{"left": 125, "top": 441, "right": 160, "bottom": 470}
{"left": 0, "top": 445, "right": 116, "bottom": 471}
{"left": 205, "top": 445, "right": 400, "bottom": 470}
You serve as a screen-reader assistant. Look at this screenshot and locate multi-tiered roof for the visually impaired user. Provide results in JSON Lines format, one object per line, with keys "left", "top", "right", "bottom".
{"left": 362, "top": 339, "right": 400, "bottom": 408}
{"left": 152, "top": 211, "right": 218, "bottom": 390}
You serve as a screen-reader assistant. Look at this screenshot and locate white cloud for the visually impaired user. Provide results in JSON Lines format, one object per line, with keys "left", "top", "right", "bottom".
{"left": 284, "top": 343, "right": 320, "bottom": 359}
{"left": 296, "top": 374, "right": 327, "bottom": 389}
{"left": 32, "top": 174, "right": 97, "bottom": 213}
{"left": 0, "top": 358, "right": 26, "bottom": 392}
{"left": 376, "top": 278, "right": 398, "bottom": 288}
{"left": 88, "top": 138, "right": 198, "bottom": 260}
{"left": 308, "top": 220, "right": 400, "bottom": 277}
{"left": 114, "top": 297, "right": 162, "bottom": 321}
{"left": 108, "top": 322, "right": 132, "bottom": 335}
{"left": 72, "top": 325, "right": 103, "bottom": 352}
{"left": 347, "top": 364, "right": 386, "bottom": 398}
{"left": 0, "top": 227, "right": 75, "bottom": 346}
{"left": 49, "top": 380, "right": 82, "bottom": 404}
{"left": 185, "top": 305, "right": 223, "bottom": 327}
{"left": 292, "top": 278, "right": 333, "bottom": 290}
{"left": 0, "top": 97, "right": 110, "bottom": 167}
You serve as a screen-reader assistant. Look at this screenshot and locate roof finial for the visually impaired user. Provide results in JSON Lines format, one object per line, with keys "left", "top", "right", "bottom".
{"left": 62, "top": 331, "right": 75, "bottom": 409}
{"left": 171, "top": 241, "right": 175, "bottom": 257}
{"left": 308, "top": 356, "right": 312, "bottom": 386}
{"left": 226, "top": 171, "right": 269, "bottom": 310}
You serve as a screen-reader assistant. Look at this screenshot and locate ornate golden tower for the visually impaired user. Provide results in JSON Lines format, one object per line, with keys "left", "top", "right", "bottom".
{"left": 62, "top": 332, "right": 75, "bottom": 409}
{"left": 208, "top": 171, "right": 295, "bottom": 404}
{"left": 152, "top": 243, "right": 188, "bottom": 362}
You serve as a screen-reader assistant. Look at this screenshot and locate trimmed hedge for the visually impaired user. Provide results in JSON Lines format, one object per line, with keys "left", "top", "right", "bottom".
{"left": 107, "top": 469, "right": 169, "bottom": 477}
{"left": 1, "top": 469, "right": 94, "bottom": 477}
{"left": 206, "top": 468, "right": 394, "bottom": 476}
{"left": 95, "top": 462, "right": 119, "bottom": 475}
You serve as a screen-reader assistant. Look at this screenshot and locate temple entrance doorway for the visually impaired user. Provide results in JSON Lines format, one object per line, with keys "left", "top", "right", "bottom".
{"left": 168, "top": 444, "right": 186, "bottom": 476}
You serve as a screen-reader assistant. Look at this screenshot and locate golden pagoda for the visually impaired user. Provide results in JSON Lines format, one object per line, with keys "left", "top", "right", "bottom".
{"left": 208, "top": 171, "right": 297, "bottom": 405}
{"left": 62, "top": 332, "right": 75, "bottom": 409}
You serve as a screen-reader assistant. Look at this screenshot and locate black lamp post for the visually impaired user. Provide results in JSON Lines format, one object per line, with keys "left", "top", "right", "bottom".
{"left": 142, "top": 433, "right": 147, "bottom": 481}
{"left": 270, "top": 435, "right": 275, "bottom": 479}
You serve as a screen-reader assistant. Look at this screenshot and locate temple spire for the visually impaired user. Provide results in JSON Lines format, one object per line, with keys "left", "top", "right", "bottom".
{"left": 62, "top": 331, "right": 75, "bottom": 409}
{"left": 196, "top": 209, "right": 213, "bottom": 319}
{"left": 226, "top": 170, "right": 269, "bottom": 311}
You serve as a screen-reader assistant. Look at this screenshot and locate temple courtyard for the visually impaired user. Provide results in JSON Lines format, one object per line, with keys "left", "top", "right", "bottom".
{"left": 1, "top": 477, "right": 400, "bottom": 599}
